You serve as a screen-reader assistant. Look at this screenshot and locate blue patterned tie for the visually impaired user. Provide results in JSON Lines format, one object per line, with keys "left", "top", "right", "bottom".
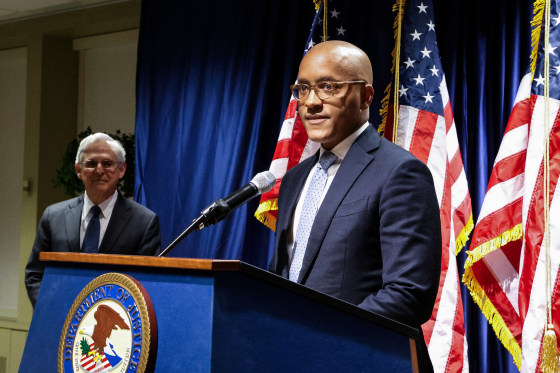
{"left": 289, "top": 151, "right": 338, "bottom": 281}
{"left": 82, "top": 205, "right": 101, "bottom": 253}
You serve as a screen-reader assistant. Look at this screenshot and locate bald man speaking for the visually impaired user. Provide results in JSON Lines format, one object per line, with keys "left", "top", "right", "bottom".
{"left": 269, "top": 41, "right": 441, "bottom": 371}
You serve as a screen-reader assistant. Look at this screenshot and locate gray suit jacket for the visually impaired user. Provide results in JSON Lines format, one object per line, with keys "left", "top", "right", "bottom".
{"left": 25, "top": 193, "right": 161, "bottom": 307}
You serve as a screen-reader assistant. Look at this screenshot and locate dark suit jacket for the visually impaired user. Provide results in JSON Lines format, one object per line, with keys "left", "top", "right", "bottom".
{"left": 25, "top": 193, "right": 161, "bottom": 307}
{"left": 270, "top": 125, "right": 441, "bottom": 369}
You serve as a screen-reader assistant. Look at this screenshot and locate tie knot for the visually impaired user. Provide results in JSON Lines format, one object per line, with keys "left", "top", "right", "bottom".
{"left": 90, "top": 205, "right": 101, "bottom": 218}
{"left": 318, "top": 151, "right": 338, "bottom": 171}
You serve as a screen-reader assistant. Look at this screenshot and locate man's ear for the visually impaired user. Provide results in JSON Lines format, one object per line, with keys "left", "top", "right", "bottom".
{"left": 75, "top": 163, "right": 82, "bottom": 180}
{"left": 118, "top": 162, "right": 127, "bottom": 179}
{"left": 361, "top": 84, "right": 374, "bottom": 109}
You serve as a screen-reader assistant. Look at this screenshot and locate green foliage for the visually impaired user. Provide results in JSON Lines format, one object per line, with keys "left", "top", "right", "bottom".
{"left": 53, "top": 127, "right": 135, "bottom": 198}
{"left": 80, "top": 337, "right": 90, "bottom": 355}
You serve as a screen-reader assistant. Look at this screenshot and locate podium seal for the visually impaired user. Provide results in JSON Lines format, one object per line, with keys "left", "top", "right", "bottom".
{"left": 58, "top": 273, "right": 157, "bottom": 372}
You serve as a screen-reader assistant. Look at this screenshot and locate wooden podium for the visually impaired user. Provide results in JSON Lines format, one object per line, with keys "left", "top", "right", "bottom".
{"left": 20, "top": 252, "right": 420, "bottom": 372}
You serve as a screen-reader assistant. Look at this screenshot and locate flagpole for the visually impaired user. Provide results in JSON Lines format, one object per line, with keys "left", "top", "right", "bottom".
{"left": 540, "top": 0, "right": 558, "bottom": 371}
{"left": 392, "top": 0, "right": 405, "bottom": 144}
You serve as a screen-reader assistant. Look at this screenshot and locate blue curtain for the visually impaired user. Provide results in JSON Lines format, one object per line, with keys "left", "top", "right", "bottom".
{"left": 135, "top": 1, "right": 317, "bottom": 266}
{"left": 135, "top": 0, "right": 532, "bottom": 371}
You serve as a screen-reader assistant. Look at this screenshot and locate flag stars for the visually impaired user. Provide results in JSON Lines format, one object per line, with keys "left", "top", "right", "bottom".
{"left": 427, "top": 20, "right": 435, "bottom": 31}
{"left": 330, "top": 8, "right": 340, "bottom": 18}
{"left": 413, "top": 74, "right": 426, "bottom": 85}
{"left": 336, "top": 26, "right": 346, "bottom": 36}
{"left": 410, "top": 30, "right": 422, "bottom": 41}
{"left": 554, "top": 14, "right": 560, "bottom": 26}
{"left": 404, "top": 57, "right": 416, "bottom": 68}
{"left": 308, "top": 39, "right": 316, "bottom": 49}
{"left": 430, "top": 65, "right": 439, "bottom": 76}
{"left": 548, "top": 42, "right": 557, "bottom": 56}
{"left": 423, "top": 92, "right": 435, "bottom": 103}
{"left": 421, "top": 47, "right": 432, "bottom": 58}
{"left": 535, "top": 74, "right": 545, "bottom": 86}
{"left": 417, "top": 2, "right": 428, "bottom": 13}
{"left": 555, "top": 64, "right": 560, "bottom": 74}
{"left": 399, "top": 85, "right": 409, "bottom": 97}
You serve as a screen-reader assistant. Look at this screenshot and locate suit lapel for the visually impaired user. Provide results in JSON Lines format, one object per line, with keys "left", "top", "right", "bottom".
{"left": 273, "top": 154, "right": 317, "bottom": 277}
{"left": 298, "top": 125, "right": 381, "bottom": 282}
{"left": 99, "top": 193, "right": 131, "bottom": 253}
{"left": 65, "top": 196, "right": 83, "bottom": 252}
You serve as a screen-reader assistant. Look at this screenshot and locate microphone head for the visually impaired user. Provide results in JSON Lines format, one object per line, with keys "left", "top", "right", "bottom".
{"left": 250, "top": 171, "right": 276, "bottom": 194}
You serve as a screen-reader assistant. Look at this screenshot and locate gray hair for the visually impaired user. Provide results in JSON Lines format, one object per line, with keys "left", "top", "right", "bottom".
{"left": 75, "top": 133, "right": 126, "bottom": 164}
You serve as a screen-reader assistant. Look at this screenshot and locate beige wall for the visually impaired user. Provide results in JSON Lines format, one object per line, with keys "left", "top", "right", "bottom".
{"left": 0, "top": 47, "right": 26, "bottom": 321}
{"left": 75, "top": 29, "right": 139, "bottom": 134}
{"left": 0, "top": 1, "right": 140, "bottom": 372}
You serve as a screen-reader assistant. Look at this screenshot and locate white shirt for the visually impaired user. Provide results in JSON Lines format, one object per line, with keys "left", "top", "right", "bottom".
{"left": 80, "top": 190, "right": 119, "bottom": 249}
{"left": 286, "top": 122, "right": 370, "bottom": 260}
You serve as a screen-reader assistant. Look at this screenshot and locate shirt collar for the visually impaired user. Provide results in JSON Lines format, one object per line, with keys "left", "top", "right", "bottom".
{"left": 319, "top": 121, "right": 370, "bottom": 160}
{"left": 82, "top": 190, "right": 118, "bottom": 219}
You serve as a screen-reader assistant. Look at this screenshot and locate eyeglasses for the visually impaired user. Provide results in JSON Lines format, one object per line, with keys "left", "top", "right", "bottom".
{"left": 290, "top": 80, "right": 366, "bottom": 102}
{"left": 80, "top": 160, "right": 120, "bottom": 171}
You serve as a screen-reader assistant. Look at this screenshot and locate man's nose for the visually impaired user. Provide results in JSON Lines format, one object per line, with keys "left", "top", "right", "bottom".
{"left": 94, "top": 162, "right": 105, "bottom": 173}
{"left": 303, "top": 89, "right": 323, "bottom": 107}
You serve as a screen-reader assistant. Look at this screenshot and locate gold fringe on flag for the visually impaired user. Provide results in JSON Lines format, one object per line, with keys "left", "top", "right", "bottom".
{"left": 462, "top": 267, "right": 522, "bottom": 368}
{"left": 378, "top": 0, "right": 406, "bottom": 136}
{"left": 532, "top": 0, "right": 545, "bottom": 77}
{"left": 455, "top": 214, "right": 474, "bottom": 255}
{"left": 463, "top": 223, "right": 523, "bottom": 268}
{"left": 313, "top": 0, "right": 321, "bottom": 11}
{"left": 462, "top": 223, "right": 524, "bottom": 370}
{"left": 254, "top": 198, "right": 278, "bottom": 231}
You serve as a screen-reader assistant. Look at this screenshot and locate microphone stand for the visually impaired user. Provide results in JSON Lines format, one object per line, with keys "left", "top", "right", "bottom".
{"left": 158, "top": 200, "right": 231, "bottom": 257}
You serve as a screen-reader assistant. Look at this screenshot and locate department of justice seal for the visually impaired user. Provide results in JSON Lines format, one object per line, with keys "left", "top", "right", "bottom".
{"left": 58, "top": 273, "right": 157, "bottom": 373}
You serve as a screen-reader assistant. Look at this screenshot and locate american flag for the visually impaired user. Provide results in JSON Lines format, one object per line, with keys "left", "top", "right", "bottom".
{"left": 256, "top": 1, "right": 471, "bottom": 372}
{"left": 254, "top": 4, "right": 322, "bottom": 230}
{"left": 381, "top": 1, "right": 472, "bottom": 372}
{"left": 463, "top": 1, "right": 560, "bottom": 371}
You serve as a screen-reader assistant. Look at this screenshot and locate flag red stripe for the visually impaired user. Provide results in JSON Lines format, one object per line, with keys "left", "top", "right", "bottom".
{"left": 487, "top": 151, "right": 527, "bottom": 191}
{"left": 288, "top": 117, "right": 309, "bottom": 168}
{"left": 519, "top": 118, "right": 560, "bottom": 321}
{"left": 272, "top": 139, "right": 293, "bottom": 160}
{"left": 453, "top": 197, "right": 472, "bottom": 241}
{"left": 409, "top": 110, "right": 438, "bottom": 164}
{"left": 506, "top": 97, "right": 532, "bottom": 133}
{"left": 472, "top": 256, "right": 523, "bottom": 344}
{"left": 382, "top": 104, "right": 395, "bottom": 142}
{"left": 424, "top": 162, "right": 452, "bottom": 345}
{"left": 448, "top": 150, "right": 464, "bottom": 184}
{"left": 444, "top": 102, "right": 453, "bottom": 132}
{"left": 445, "top": 286, "right": 466, "bottom": 372}
{"left": 470, "top": 198, "right": 523, "bottom": 249}
{"left": 284, "top": 99, "right": 297, "bottom": 120}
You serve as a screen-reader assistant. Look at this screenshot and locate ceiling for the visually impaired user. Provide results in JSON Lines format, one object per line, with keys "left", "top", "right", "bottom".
{"left": 0, "top": 0, "right": 121, "bottom": 22}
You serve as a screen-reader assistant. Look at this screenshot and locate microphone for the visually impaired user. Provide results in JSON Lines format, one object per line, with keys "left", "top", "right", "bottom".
{"left": 198, "top": 170, "right": 276, "bottom": 228}
{"left": 159, "top": 171, "right": 276, "bottom": 257}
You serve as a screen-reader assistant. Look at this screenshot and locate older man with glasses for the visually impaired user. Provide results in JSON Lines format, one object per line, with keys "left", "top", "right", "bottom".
{"left": 269, "top": 40, "right": 441, "bottom": 372}
{"left": 25, "top": 133, "right": 161, "bottom": 308}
